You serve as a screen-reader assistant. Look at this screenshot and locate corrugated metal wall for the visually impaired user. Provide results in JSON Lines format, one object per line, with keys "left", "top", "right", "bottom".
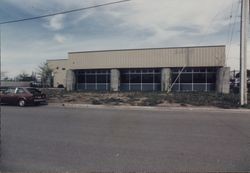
{"left": 68, "top": 46, "right": 225, "bottom": 70}
{"left": 48, "top": 46, "right": 226, "bottom": 87}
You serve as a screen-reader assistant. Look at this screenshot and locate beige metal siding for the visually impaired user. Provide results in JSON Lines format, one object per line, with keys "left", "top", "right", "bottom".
{"left": 68, "top": 46, "right": 225, "bottom": 70}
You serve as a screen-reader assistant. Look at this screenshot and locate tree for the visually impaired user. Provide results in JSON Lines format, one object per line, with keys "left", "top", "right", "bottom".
{"left": 16, "top": 72, "right": 30, "bottom": 81}
{"left": 37, "top": 62, "right": 53, "bottom": 88}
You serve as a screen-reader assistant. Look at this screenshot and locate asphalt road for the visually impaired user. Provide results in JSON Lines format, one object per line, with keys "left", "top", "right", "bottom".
{"left": 0, "top": 105, "right": 250, "bottom": 172}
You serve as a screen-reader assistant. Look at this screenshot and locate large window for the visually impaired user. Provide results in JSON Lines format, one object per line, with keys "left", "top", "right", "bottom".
{"left": 120, "top": 69, "right": 161, "bottom": 91}
{"left": 75, "top": 70, "right": 110, "bottom": 91}
{"left": 171, "top": 67, "right": 217, "bottom": 92}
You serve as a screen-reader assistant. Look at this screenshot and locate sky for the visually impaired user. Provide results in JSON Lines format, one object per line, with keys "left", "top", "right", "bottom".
{"left": 0, "top": 0, "right": 249, "bottom": 77}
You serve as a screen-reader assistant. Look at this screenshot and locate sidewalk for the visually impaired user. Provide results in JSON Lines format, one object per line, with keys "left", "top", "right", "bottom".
{"left": 48, "top": 102, "right": 250, "bottom": 113}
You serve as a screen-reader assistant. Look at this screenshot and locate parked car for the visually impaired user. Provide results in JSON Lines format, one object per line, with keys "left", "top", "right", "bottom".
{"left": 0, "top": 87, "right": 47, "bottom": 107}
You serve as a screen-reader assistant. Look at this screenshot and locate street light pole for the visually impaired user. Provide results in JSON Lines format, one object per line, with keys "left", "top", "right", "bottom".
{"left": 240, "top": 0, "right": 249, "bottom": 106}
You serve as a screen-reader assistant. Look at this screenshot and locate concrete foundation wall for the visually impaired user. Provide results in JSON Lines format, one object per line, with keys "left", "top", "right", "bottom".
{"left": 216, "top": 67, "right": 230, "bottom": 94}
{"left": 161, "top": 68, "right": 171, "bottom": 92}
{"left": 110, "top": 69, "right": 120, "bottom": 92}
{"left": 66, "top": 70, "right": 76, "bottom": 91}
{"left": 47, "top": 60, "right": 68, "bottom": 88}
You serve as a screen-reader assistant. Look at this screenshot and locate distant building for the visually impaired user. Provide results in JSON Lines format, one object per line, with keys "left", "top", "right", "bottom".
{"left": 47, "top": 45, "right": 230, "bottom": 93}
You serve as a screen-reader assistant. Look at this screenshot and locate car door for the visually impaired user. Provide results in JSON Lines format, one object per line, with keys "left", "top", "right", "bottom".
{"left": 15, "top": 88, "right": 26, "bottom": 100}
{"left": 3, "top": 88, "right": 17, "bottom": 104}
{"left": 0, "top": 88, "right": 9, "bottom": 103}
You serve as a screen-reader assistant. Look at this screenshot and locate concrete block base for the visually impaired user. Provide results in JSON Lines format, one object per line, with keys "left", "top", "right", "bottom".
{"left": 216, "top": 67, "right": 230, "bottom": 94}
{"left": 110, "top": 69, "right": 120, "bottom": 92}
{"left": 161, "top": 68, "right": 171, "bottom": 92}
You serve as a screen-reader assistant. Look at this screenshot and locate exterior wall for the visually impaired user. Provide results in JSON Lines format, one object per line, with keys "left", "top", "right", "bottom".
{"left": 47, "top": 59, "right": 68, "bottom": 88}
{"left": 68, "top": 46, "right": 225, "bottom": 70}
{"left": 216, "top": 67, "right": 230, "bottom": 94}
{"left": 47, "top": 45, "right": 227, "bottom": 92}
{"left": 0, "top": 81, "right": 31, "bottom": 87}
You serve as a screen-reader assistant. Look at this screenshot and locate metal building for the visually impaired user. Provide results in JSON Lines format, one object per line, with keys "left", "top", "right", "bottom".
{"left": 47, "top": 45, "right": 230, "bottom": 93}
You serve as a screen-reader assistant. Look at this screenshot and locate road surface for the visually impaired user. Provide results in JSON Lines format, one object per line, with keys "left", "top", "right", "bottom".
{"left": 0, "top": 105, "right": 250, "bottom": 172}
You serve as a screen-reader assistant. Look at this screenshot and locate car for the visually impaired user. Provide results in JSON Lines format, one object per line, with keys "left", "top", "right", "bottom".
{"left": 0, "top": 87, "right": 47, "bottom": 107}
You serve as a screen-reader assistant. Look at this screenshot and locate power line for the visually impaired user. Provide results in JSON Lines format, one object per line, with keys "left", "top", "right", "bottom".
{"left": 226, "top": 0, "right": 236, "bottom": 44}
{"left": 227, "top": 0, "right": 241, "bottom": 58}
{"left": 0, "top": 0, "right": 131, "bottom": 25}
{"left": 197, "top": 2, "right": 233, "bottom": 45}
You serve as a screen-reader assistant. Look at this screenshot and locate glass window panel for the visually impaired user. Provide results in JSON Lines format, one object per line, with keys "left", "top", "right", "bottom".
{"left": 193, "top": 84, "right": 206, "bottom": 91}
{"left": 180, "top": 74, "right": 192, "bottom": 83}
{"left": 120, "top": 74, "right": 129, "bottom": 83}
{"left": 120, "top": 84, "right": 130, "bottom": 91}
{"left": 180, "top": 84, "right": 192, "bottom": 91}
{"left": 172, "top": 68, "right": 180, "bottom": 73}
{"left": 130, "top": 74, "right": 141, "bottom": 83}
{"left": 97, "top": 75, "right": 107, "bottom": 83}
{"left": 97, "top": 84, "right": 108, "bottom": 90}
{"left": 207, "top": 84, "right": 216, "bottom": 91}
{"left": 17, "top": 88, "right": 25, "bottom": 94}
{"left": 193, "top": 73, "right": 206, "bottom": 83}
{"left": 207, "top": 73, "right": 217, "bottom": 83}
{"left": 107, "top": 75, "right": 110, "bottom": 83}
{"left": 120, "top": 69, "right": 129, "bottom": 74}
{"left": 86, "top": 75, "right": 96, "bottom": 83}
{"left": 142, "top": 84, "right": 154, "bottom": 91}
{"left": 154, "top": 83, "right": 161, "bottom": 91}
{"left": 86, "top": 84, "right": 96, "bottom": 90}
{"left": 142, "top": 74, "right": 153, "bottom": 83}
{"left": 171, "top": 74, "right": 179, "bottom": 84}
{"left": 193, "top": 68, "right": 206, "bottom": 72}
{"left": 130, "top": 84, "right": 141, "bottom": 91}
{"left": 207, "top": 68, "right": 217, "bottom": 72}
{"left": 77, "top": 75, "right": 85, "bottom": 83}
{"left": 154, "top": 69, "right": 161, "bottom": 73}
{"left": 77, "top": 83, "right": 85, "bottom": 90}
{"left": 154, "top": 74, "right": 161, "bottom": 83}
{"left": 183, "top": 68, "right": 192, "bottom": 72}
{"left": 172, "top": 84, "right": 180, "bottom": 91}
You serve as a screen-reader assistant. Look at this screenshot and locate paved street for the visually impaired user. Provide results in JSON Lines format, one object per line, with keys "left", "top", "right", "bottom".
{"left": 0, "top": 105, "right": 250, "bottom": 172}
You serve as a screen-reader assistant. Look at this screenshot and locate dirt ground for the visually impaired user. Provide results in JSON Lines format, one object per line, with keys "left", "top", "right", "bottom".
{"left": 41, "top": 89, "right": 249, "bottom": 109}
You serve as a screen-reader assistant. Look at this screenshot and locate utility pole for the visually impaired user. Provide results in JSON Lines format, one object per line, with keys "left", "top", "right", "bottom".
{"left": 0, "top": 25, "right": 2, "bottom": 157}
{"left": 240, "top": 0, "right": 249, "bottom": 106}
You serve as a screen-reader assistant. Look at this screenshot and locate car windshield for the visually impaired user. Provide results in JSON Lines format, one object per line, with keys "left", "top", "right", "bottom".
{"left": 26, "top": 88, "right": 41, "bottom": 95}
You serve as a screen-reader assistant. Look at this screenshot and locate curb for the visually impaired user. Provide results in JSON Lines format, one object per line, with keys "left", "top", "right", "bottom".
{"left": 48, "top": 103, "right": 250, "bottom": 113}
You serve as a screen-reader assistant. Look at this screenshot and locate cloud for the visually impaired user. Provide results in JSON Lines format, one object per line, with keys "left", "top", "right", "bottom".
{"left": 53, "top": 34, "right": 66, "bottom": 44}
{"left": 44, "top": 14, "right": 65, "bottom": 31}
{"left": 2, "top": 0, "right": 249, "bottom": 76}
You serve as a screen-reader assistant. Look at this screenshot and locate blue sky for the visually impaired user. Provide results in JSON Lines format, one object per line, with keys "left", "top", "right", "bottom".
{"left": 0, "top": 0, "right": 248, "bottom": 77}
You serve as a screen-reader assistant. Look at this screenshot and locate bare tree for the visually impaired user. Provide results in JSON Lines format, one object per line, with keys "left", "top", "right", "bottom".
{"left": 37, "top": 62, "right": 53, "bottom": 88}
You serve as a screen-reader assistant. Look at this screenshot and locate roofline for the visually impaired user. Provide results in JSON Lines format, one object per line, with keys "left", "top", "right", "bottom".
{"left": 68, "top": 45, "right": 226, "bottom": 54}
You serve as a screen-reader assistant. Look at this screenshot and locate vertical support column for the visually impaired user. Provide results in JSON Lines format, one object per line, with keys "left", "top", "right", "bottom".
{"left": 161, "top": 68, "right": 171, "bottom": 92}
{"left": 66, "top": 70, "right": 76, "bottom": 91}
{"left": 216, "top": 67, "right": 230, "bottom": 94}
{"left": 110, "top": 69, "right": 120, "bottom": 92}
{"left": 240, "top": 0, "right": 249, "bottom": 105}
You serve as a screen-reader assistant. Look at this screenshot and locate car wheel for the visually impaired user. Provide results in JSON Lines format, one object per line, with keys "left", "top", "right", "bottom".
{"left": 18, "top": 99, "right": 26, "bottom": 107}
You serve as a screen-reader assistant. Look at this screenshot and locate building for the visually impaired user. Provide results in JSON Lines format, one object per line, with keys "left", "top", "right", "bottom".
{"left": 47, "top": 45, "right": 230, "bottom": 93}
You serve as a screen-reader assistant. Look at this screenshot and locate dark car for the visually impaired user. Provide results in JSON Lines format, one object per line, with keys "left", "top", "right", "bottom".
{"left": 0, "top": 87, "right": 47, "bottom": 107}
